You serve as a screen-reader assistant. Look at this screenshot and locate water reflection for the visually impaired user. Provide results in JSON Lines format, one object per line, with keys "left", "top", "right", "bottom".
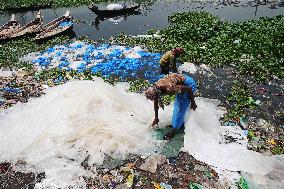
{"left": 93, "top": 10, "right": 142, "bottom": 30}
{"left": 0, "top": 0, "right": 284, "bottom": 40}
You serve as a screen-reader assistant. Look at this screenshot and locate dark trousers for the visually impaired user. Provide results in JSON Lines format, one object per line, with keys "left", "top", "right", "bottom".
{"left": 160, "top": 65, "right": 171, "bottom": 75}
{"left": 160, "top": 65, "right": 178, "bottom": 75}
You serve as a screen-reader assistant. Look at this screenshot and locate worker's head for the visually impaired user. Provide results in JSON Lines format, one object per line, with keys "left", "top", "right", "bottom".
{"left": 172, "top": 47, "right": 184, "bottom": 57}
{"left": 145, "top": 87, "right": 157, "bottom": 101}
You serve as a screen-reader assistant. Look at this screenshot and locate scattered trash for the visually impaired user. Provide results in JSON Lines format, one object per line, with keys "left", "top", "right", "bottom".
{"left": 114, "top": 183, "right": 128, "bottom": 189}
{"left": 272, "top": 93, "right": 284, "bottom": 96}
{"left": 0, "top": 75, "right": 45, "bottom": 109}
{"left": 78, "top": 152, "right": 220, "bottom": 188}
{"left": 1, "top": 37, "right": 283, "bottom": 189}
{"left": 254, "top": 100, "right": 261, "bottom": 105}
{"left": 160, "top": 182, "right": 173, "bottom": 189}
{"left": 189, "top": 182, "right": 203, "bottom": 189}
{"left": 126, "top": 172, "right": 134, "bottom": 187}
{"left": 236, "top": 175, "right": 249, "bottom": 189}
{"left": 139, "top": 154, "right": 166, "bottom": 173}
{"left": 243, "top": 130, "right": 249, "bottom": 136}
{"left": 240, "top": 117, "right": 248, "bottom": 129}
{"left": 224, "top": 121, "right": 238, "bottom": 127}
{"left": 132, "top": 34, "right": 162, "bottom": 39}
{"left": 178, "top": 62, "right": 197, "bottom": 74}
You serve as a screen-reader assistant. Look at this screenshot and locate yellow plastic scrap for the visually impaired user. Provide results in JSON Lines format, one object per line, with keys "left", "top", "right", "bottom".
{"left": 126, "top": 173, "right": 134, "bottom": 187}
{"left": 152, "top": 181, "right": 163, "bottom": 189}
{"left": 267, "top": 139, "right": 276, "bottom": 145}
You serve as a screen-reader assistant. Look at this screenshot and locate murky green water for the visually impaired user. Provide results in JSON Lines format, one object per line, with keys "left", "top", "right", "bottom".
{"left": 0, "top": 0, "right": 284, "bottom": 40}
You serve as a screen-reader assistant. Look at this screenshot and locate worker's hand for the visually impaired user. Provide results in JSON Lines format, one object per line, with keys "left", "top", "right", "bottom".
{"left": 172, "top": 67, "right": 178, "bottom": 73}
{"left": 151, "top": 118, "right": 159, "bottom": 128}
{"left": 191, "top": 101, "right": 197, "bottom": 111}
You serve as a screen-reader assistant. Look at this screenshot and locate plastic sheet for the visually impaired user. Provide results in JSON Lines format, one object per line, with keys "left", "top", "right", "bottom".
{"left": 0, "top": 79, "right": 170, "bottom": 188}
{"left": 59, "top": 21, "right": 73, "bottom": 27}
{"left": 178, "top": 62, "right": 197, "bottom": 74}
{"left": 21, "top": 41, "right": 162, "bottom": 83}
{"left": 183, "top": 98, "right": 284, "bottom": 188}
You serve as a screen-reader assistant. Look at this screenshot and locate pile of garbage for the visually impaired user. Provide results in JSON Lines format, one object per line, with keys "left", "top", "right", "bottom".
{"left": 35, "top": 152, "right": 219, "bottom": 189}
{"left": 0, "top": 72, "right": 46, "bottom": 109}
{"left": 21, "top": 41, "right": 163, "bottom": 83}
{"left": 0, "top": 153, "right": 220, "bottom": 189}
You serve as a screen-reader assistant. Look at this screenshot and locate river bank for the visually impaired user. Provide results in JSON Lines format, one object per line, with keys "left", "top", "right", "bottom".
{"left": 0, "top": 7, "right": 283, "bottom": 189}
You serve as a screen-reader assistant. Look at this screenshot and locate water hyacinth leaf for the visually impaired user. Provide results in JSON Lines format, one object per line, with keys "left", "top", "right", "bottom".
{"left": 111, "top": 12, "right": 284, "bottom": 81}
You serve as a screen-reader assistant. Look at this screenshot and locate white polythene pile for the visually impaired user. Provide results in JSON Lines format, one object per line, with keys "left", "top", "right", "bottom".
{"left": 0, "top": 78, "right": 170, "bottom": 188}
{"left": 184, "top": 98, "right": 284, "bottom": 188}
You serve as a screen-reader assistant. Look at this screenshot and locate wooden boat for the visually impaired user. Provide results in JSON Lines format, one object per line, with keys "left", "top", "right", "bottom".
{"left": 34, "top": 11, "right": 73, "bottom": 41}
{"left": 3, "top": 11, "right": 43, "bottom": 40}
{"left": 89, "top": 4, "right": 140, "bottom": 16}
{"left": 40, "top": 10, "right": 72, "bottom": 31}
{"left": 0, "top": 14, "right": 20, "bottom": 38}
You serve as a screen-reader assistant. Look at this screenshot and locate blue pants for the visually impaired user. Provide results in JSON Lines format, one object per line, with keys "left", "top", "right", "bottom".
{"left": 172, "top": 75, "right": 196, "bottom": 129}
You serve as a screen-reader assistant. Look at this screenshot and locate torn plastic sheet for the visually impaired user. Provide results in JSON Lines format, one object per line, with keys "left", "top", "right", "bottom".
{"left": 183, "top": 98, "right": 284, "bottom": 188}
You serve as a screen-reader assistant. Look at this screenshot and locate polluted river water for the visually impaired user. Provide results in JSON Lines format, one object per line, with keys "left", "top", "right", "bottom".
{"left": 0, "top": 0, "right": 284, "bottom": 40}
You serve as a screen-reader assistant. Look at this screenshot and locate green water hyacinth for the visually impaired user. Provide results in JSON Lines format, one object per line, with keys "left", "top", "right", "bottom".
{"left": 112, "top": 12, "right": 284, "bottom": 81}
{"left": 224, "top": 80, "right": 257, "bottom": 120}
{"left": 0, "top": 36, "right": 69, "bottom": 70}
{"left": 0, "top": 0, "right": 105, "bottom": 11}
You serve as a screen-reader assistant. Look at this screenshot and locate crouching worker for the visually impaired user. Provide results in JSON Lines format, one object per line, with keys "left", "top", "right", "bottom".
{"left": 145, "top": 73, "right": 197, "bottom": 140}
{"left": 160, "top": 47, "right": 184, "bottom": 75}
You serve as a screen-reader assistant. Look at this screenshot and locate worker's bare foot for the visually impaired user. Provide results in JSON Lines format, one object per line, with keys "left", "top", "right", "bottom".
{"left": 163, "top": 129, "right": 176, "bottom": 140}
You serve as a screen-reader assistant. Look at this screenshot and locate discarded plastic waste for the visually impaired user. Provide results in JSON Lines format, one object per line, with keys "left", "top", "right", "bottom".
{"left": 139, "top": 155, "right": 166, "bottom": 173}
{"left": 59, "top": 21, "right": 73, "bottom": 27}
{"left": 178, "top": 62, "right": 197, "bottom": 74}
{"left": 126, "top": 173, "right": 134, "bottom": 187}
{"left": 189, "top": 182, "right": 203, "bottom": 189}
{"left": 0, "top": 79, "right": 168, "bottom": 188}
{"left": 152, "top": 181, "right": 163, "bottom": 189}
{"left": 223, "top": 121, "right": 237, "bottom": 127}
{"left": 21, "top": 41, "right": 162, "bottom": 83}
{"left": 237, "top": 176, "right": 249, "bottom": 189}
{"left": 2, "top": 87, "right": 21, "bottom": 93}
{"left": 184, "top": 98, "right": 284, "bottom": 187}
{"left": 160, "top": 182, "right": 173, "bottom": 189}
